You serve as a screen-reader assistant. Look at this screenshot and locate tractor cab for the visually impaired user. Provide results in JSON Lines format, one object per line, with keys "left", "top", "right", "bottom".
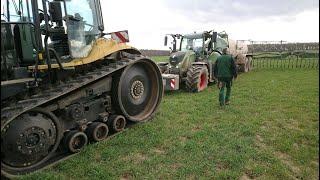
{"left": 163, "top": 31, "right": 216, "bottom": 75}
{"left": 1, "top": 0, "right": 104, "bottom": 98}
{"left": 1, "top": 0, "right": 104, "bottom": 68}
{"left": 180, "top": 33, "right": 204, "bottom": 58}
{"left": 214, "top": 31, "right": 229, "bottom": 53}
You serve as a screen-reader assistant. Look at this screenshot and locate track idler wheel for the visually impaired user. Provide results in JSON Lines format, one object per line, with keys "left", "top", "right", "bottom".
{"left": 86, "top": 122, "right": 109, "bottom": 142}
{"left": 64, "top": 130, "right": 88, "bottom": 153}
{"left": 112, "top": 58, "right": 163, "bottom": 122}
{"left": 1, "top": 108, "right": 61, "bottom": 176}
{"left": 107, "top": 115, "right": 126, "bottom": 133}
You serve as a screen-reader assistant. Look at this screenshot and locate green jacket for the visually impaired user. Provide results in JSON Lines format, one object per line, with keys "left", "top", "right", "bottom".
{"left": 214, "top": 55, "right": 237, "bottom": 79}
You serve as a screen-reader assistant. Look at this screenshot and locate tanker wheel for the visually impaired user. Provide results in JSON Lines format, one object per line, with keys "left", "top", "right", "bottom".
{"left": 112, "top": 58, "right": 163, "bottom": 122}
{"left": 244, "top": 57, "right": 250, "bottom": 72}
{"left": 238, "top": 64, "right": 244, "bottom": 73}
{"left": 186, "top": 65, "right": 209, "bottom": 92}
{"left": 247, "top": 56, "right": 252, "bottom": 71}
{"left": 1, "top": 108, "right": 61, "bottom": 176}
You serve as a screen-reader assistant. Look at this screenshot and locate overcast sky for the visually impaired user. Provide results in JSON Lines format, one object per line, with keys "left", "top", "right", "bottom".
{"left": 101, "top": 0, "right": 319, "bottom": 50}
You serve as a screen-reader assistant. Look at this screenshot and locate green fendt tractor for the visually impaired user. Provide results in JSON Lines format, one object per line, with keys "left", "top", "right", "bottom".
{"left": 159, "top": 30, "right": 252, "bottom": 92}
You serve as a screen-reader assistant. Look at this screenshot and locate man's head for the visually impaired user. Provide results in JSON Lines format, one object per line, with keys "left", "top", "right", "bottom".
{"left": 222, "top": 47, "right": 229, "bottom": 55}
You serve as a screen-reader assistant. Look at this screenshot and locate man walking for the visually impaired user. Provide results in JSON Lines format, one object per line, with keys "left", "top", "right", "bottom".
{"left": 213, "top": 47, "right": 238, "bottom": 106}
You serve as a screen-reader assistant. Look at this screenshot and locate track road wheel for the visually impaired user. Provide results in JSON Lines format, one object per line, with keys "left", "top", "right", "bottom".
{"left": 64, "top": 130, "right": 88, "bottom": 153}
{"left": 186, "top": 65, "right": 209, "bottom": 92}
{"left": 112, "top": 58, "right": 163, "bottom": 122}
{"left": 1, "top": 108, "right": 61, "bottom": 176}
{"left": 86, "top": 122, "right": 109, "bottom": 142}
{"left": 107, "top": 115, "right": 126, "bottom": 133}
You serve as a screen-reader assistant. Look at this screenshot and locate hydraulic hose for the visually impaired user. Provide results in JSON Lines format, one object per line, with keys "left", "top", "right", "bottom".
{"left": 48, "top": 48, "right": 64, "bottom": 70}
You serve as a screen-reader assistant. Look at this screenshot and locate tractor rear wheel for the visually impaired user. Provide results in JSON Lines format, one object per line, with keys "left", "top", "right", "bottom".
{"left": 186, "top": 65, "right": 209, "bottom": 92}
{"left": 112, "top": 58, "right": 163, "bottom": 122}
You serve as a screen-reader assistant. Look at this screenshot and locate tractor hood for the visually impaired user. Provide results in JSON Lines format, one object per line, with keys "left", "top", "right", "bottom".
{"left": 169, "top": 51, "right": 186, "bottom": 66}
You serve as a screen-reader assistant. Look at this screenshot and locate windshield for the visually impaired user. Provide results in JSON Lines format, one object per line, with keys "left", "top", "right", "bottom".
{"left": 1, "top": 0, "right": 33, "bottom": 22}
{"left": 65, "top": 0, "right": 100, "bottom": 58}
{"left": 215, "top": 36, "right": 229, "bottom": 52}
{"left": 180, "top": 37, "right": 203, "bottom": 52}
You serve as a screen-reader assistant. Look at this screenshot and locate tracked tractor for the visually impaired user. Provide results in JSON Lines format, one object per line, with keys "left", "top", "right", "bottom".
{"left": 159, "top": 30, "right": 252, "bottom": 92}
{"left": 1, "top": 0, "right": 163, "bottom": 177}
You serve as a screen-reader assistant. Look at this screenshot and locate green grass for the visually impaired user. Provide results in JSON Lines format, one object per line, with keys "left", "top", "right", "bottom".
{"left": 151, "top": 56, "right": 169, "bottom": 63}
{"left": 19, "top": 57, "right": 319, "bottom": 180}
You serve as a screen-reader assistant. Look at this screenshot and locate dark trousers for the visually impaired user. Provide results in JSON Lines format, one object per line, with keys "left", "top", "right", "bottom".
{"left": 218, "top": 77, "right": 232, "bottom": 105}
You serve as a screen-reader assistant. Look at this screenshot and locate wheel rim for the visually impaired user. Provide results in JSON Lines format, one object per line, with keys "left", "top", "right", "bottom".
{"left": 1, "top": 109, "right": 61, "bottom": 174}
{"left": 70, "top": 133, "right": 87, "bottom": 152}
{"left": 199, "top": 73, "right": 207, "bottom": 90}
{"left": 115, "top": 59, "right": 163, "bottom": 122}
{"left": 248, "top": 57, "right": 252, "bottom": 71}
{"left": 94, "top": 124, "right": 108, "bottom": 141}
{"left": 89, "top": 123, "right": 108, "bottom": 142}
{"left": 113, "top": 116, "right": 126, "bottom": 131}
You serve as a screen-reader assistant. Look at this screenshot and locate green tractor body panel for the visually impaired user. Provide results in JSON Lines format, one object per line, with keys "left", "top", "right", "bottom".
{"left": 214, "top": 34, "right": 229, "bottom": 52}
{"left": 15, "top": 23, "right": 37, "bottom": 63}
{"left": 180, "top": 51, "right": 196, "bottom": 75}
{"left": 208, "top": 51, "right": 221, "bottom": 64}
{"left": 168, "top": 50, "right": 196, "bottom": 77}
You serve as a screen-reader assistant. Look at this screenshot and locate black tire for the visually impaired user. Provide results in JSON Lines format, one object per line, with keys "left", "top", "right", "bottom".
{"left": 247, "top": 56, "right": 252, "bottom": 71}
{"left": 112, "top": 58, "right": 163, "bottom": 122}
{"left": 64, "top": 130, "right": 88, "bottom": 153}
{"left": 107, "top": 115, "right": 126, "bottom": 133}
{"left": 86, "top": 122, "right": 109, "bottom": 142}
{"left": 186, "top": 65, "right": 209, "bottom": 92}
{"left": 245, "top": 64, "right": 249, "bottom": 72}
{"left": 238, "top": 64, "right": 244, "bottom": 73}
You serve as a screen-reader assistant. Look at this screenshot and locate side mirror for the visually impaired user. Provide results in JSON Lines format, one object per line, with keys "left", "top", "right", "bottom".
{"left": 49, "top": 2, "right": 63, "bottom": 23}
{"left": 164, "top": 36, "right": 168, "bottom": 46}
{"left": 212, "top": 32, "right": 217, "bottom": 42}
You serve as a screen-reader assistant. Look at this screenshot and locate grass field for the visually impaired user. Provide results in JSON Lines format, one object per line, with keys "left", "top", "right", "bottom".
{"left": 19, "top": 57, "right": 319, "bottom": 180}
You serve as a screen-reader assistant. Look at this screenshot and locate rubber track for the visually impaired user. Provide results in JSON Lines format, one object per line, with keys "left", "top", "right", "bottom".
{"left": 1, "top": 55, "right": 149, "bottom": 178}
{"left": 1, "top": 55, "right": 144, "bottom": 132}
{"left": 1, "top": 121, "right": 137, "bottom": 179}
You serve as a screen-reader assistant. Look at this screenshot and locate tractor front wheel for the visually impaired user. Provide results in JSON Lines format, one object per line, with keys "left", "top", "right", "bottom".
{"left": 186, "top": 65, "right": 209, "bottom": 92}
